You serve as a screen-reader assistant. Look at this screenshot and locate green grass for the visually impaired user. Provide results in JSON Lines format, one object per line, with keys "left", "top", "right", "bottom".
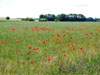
{"left": 0, "top": 21, "right": 100, "bottom": 75}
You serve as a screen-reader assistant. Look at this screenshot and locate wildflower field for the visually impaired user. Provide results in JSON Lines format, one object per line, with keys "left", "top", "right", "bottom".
{"left": 0, "top": 21, "right": 100, "bottom": 75}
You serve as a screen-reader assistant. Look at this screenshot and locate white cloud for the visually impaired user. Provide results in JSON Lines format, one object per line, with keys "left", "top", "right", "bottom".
{"left": 0, "top": 0, "right": 100, "bottom": 18}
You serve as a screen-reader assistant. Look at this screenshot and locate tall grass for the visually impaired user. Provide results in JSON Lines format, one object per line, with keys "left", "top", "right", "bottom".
{"left": 0, "top": 21, "right": 100, "bottom": 75}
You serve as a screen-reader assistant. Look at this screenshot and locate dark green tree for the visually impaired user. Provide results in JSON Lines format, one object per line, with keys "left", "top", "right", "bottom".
{"left": 6, "top": 16, "right": 10, "bottom": 20}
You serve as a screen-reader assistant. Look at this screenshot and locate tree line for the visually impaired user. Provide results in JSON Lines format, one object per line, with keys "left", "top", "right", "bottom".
{"left": 4, "top": 14, "right": 100, "bottom": 22}
{"left": 39, "top": 14, "right": 96, "bottom": 22}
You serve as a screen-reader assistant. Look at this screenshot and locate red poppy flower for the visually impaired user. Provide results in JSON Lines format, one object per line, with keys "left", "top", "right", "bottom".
{"left": 11, "top": 28, "right": 16, "bottom": 32}
{"left": 47, "top": 56, "right": 54, "bottom": 62}
{"left": 31, "top": 60, "right": 35, "bottom": 65}
{"left": 42, "top": 40, "right": 48, "bottom": 45}
{"left": 28, "top": 45, "right": 33, "bottom": 49}
{"left": 80, "top": 47, "right": 85, "bottom": 53}
{"left": 16, "top": 40, "right": 21, "bottom": 44}
{"left": 32, "top": 47, "right": 40, "bottom": 53}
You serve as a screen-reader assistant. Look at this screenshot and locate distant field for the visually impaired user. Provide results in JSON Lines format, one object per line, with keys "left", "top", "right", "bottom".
{"left": 0, "top": 21, "right": 100, "bottom": 75}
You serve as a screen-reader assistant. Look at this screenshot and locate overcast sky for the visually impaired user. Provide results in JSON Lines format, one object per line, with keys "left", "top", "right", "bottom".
{"left": 0, "top": 0, "right": 100, "bottom": 18}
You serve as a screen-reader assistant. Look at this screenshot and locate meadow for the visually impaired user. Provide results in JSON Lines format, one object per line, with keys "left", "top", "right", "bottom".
{"left": 0, "top": 21, "right": 100, "bottom": 75}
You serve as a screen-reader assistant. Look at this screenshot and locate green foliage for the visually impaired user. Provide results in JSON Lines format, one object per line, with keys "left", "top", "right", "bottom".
{"left": 21, "top": 17, "right": 34, "bottom": 21}
{"left": 6, "top": 16, "right": 10, "bottom": 20}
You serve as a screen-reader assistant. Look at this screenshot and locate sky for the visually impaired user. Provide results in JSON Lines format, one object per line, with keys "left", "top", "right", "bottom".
{"left": 0, "top": 0, "right": 100, "bottom": 18}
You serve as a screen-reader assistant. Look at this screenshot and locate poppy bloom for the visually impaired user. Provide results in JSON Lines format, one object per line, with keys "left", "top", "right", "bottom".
{"left": 11, "top": 28, "right": 16, "bottom": 32}
{"left": 32, "top": 27, "right": 40, "bottom": 32}
{"left": 32, "top": 27, "right": 52, "bottom": 32}
{"left": 31, "top": 60, "right": 35, "bottom": 65}
{"left": 68, "top": 43, "right": 76, "bottom": 51}
{"left": 85, "top": 33, "right": 92, "bottom": 39}
{"left": 80, "top": 47, "right": 85, "bottom": 53}
{"left": 32, "top": 47, "right": 40, "bottom": 53}
{"left": 16, "top": 40, "right": 21, "bottom": 44}
{"left": 0, "top": 40, "right": 7, "bottom": 45}
{"left": 28, "top": 45, "right": 33, "bottom": 49}
{"left": 47, "top": 56, "right": 55, "bottom": 62}
{"left": 42, "top": 40, "right": 48, "bottom": 45}
{"left": 63, "top": 53, "right": 68, "bottom": 58}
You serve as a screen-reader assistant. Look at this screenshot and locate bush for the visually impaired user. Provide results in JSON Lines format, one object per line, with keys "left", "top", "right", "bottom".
{"left": 6, "top": 16, "right": 10, "bottom": 20}
{"left": 21, "top": 18, "right": 34, "bottom": 21}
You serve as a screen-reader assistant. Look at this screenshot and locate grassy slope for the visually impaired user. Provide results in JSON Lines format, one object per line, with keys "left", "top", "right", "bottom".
{"left": 0, "top": 21, "right": 100, "bottom": 75}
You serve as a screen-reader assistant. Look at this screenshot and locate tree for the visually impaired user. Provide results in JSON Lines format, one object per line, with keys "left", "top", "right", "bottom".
{"left": 6, "top": 16, "right": 10, "bottom": 20}
{"left": 56, "top": 14, "right": 66, "bottom": 21}
{"left": 39, "top": 13, "right": 95, "bottom": 22}
{"left": 77, "top": 14, "right": 86, "bottom": 21}
{"left": 21, "top": 18, "right": 34, "bottom": 21}
{"left": 39, "top": 14, "right": 56, "bottom": 21}
{"left": 67, "top": 14, "right": 77, "bottom": 21}
{"left": 39, "top": 14, "right": 47, "bottom": 21}
{"left": 46, "top": 14, "right": 56, "bottom": 21}
{"left": 86, "top": 17, "right": 95, "bottom": 21}
{"left": 39, "top": 14, "right": 46, "bottom": 18}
